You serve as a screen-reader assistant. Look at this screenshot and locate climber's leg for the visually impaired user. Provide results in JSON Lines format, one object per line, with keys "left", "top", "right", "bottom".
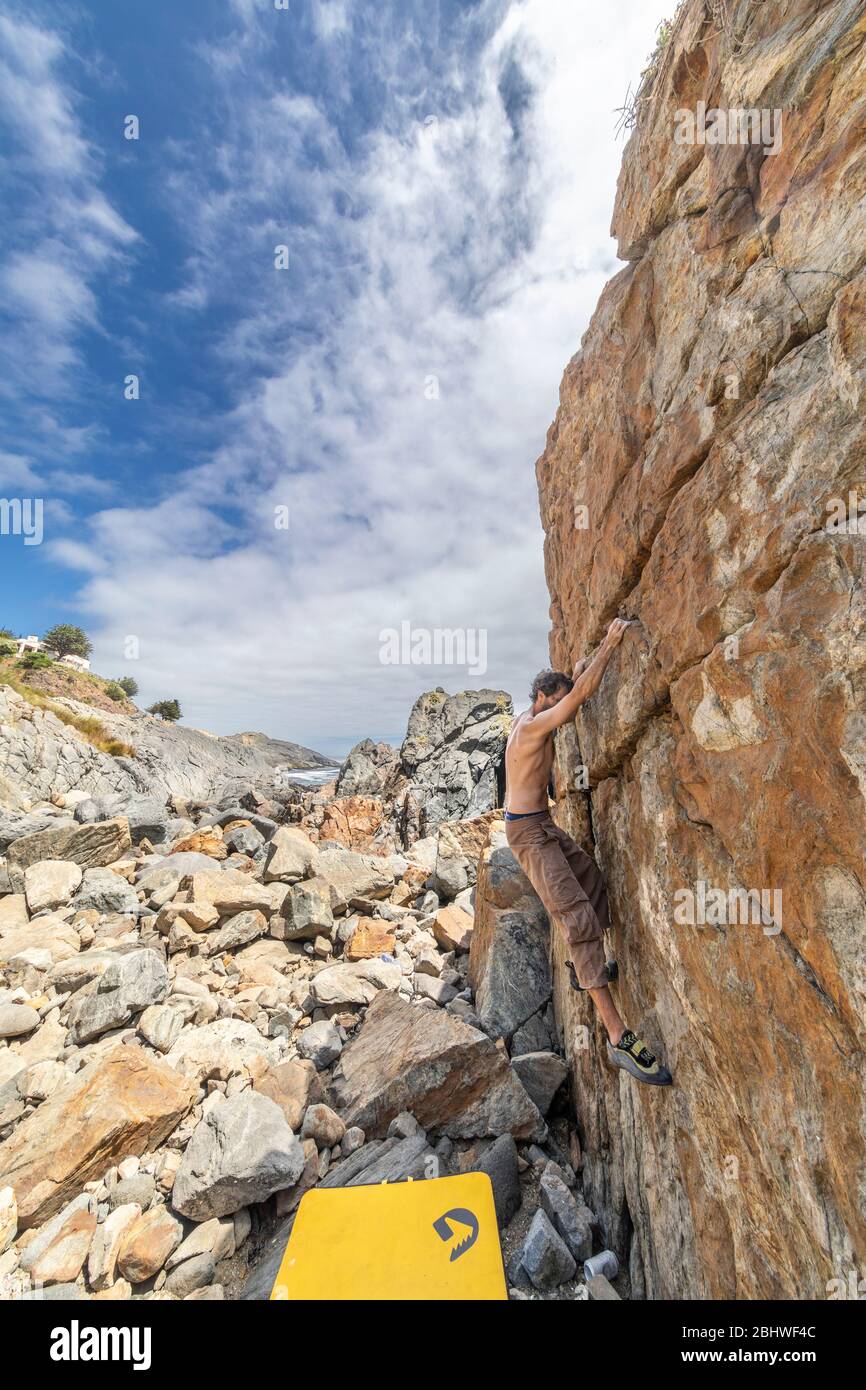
{"left": 545, "top": 823, "right": 625, "bottom": 1043}
{"left": 505, "top": 814, "right": 673, "bottom": 1084}
{"left": 587, "top": 983, "right": 625, "bottom": 1044}
{"left": 505, "top": 813, "right": 623, "bottom": 1037}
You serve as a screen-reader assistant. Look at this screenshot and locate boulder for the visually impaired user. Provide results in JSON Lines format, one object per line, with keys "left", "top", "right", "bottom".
{"left": 206, "top": 908, "right": 268, "bottom": 955}
{"left": 166, "top": 1215, "right": 235, "bottom": 1269}
{"left": 183, "top": 871, "right": 276, "bottom": 917}
{"left": 335, "top": 739, "right": 400, "bottom": 799}
{"left": 474, "top": 1134, "right": 522, "bottom": 1228}
{"left": 276, "top": 878, "right": 334, "bottom": 940}
{"left": 309, "top": 957, "right": 401, "bottom": 1008}
{"left": 138, "top": 1004, "right": 185, "bottom": 1054}
{"left": 469, "top": 826, "right": 551, "bottom": 1040}
{"left": 87, "top": 1202, "right": 142, "bottom": 1290}
{"left": 519, "top": 1208, "right": 576, "bottom": 1290}
{"left": 314, "top": 847, "right": 393, "bottom": 912}
{"left": 223, "top": 824, "right": 265, "bottom": 857}
{"left": 328, "top": 991, "right": 545, "bottom": 1140}
{"left": 172, "top": 1091, "right": 306, "bottom": 1221}
{"left": 0, "top": 893, "right": 29, "bottom": 930}
{"left": 432, "top": 904, "right": 473, "bottom": 952}
{"left": 6, "top": 819, "right": 132, "bottom": 890}
{"left": 170, "top": 830, "right": 227, "bottom": 859}
{"left": 109, "top": 1174, "right": 155, "bottom": 1211}
{"left": 510, "top": 1010, "right": 555, "bottom": 1057}
{"left": 510, "top": 1052, "right": 569, "bottom": 1116}
{"left": 300, "top": 1103, "right": 345, "bottom": 1149}
{"left": 49, "top": 945, "right": 138, "bottom": 994}
{"left": 253, "top": 1059, "right": 323, "bottom": 1130}
{"left": 539, "top": 1166, "right": 593, "bottom": 1263}
{"left": 263, "top": 826, "right": 318, "bottom": 883}
{"left": 534, "top": 0, "right": 866, "bottom": 1298}
{"left": 429, "top": 813, "right": 499, "bottom": 899}
{"left": 166, "top": 1018, "right": 279, "bottom": 1084}
{"left": 164, "top": 1251, "right": 215, "bottom": 1295}
{"left": 116, "top": 1205, "right": 184, "bottom": 1282}
{"left": 398, "top": 688, "right": 512, "bottom": 833}
{"left": 23, "top": 860, "right": 82, "bottom": 914}
{"left": 71, "top": 868, "right": 140, "bottom": 916}
{"left": 0, "top": 1046, "right": 196, "bottom": 1228}
{"left": 344, "top": 919, "right": 396, "bottom": 960}
{"left": 0, "top": 1003, "right": 40, "bottom": 1038}
{"left": 66, "top": 949, "right": 169, "bottom": 1044}
{"left": 0, "top": 912, "right": 79, "bottom": 967}
{"left": 19, "top": 1194, "right": 96, "bottom": 1286}
{"left": 317, "top": 796, "right": 388, "bottom": 852}
{"left": 296, "top": 1019, "right": 342, "bottom": 1070}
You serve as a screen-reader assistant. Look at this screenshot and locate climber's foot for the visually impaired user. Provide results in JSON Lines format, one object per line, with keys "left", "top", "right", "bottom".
{"left": 567, "top": 959, "right": 618, "bottom": 992}
{"left": 606, "top": 1029, "right": 672, "bottom": 1086}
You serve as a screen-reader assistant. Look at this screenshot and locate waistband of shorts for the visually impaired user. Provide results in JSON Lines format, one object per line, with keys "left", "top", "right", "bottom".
{"left": 504, "top": 809, "right": 549, "bottom": 822}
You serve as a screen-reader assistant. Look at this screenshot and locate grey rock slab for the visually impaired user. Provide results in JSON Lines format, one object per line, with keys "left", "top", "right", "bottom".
{"left": 0, "top": 1003, "right": 41, "bottom": 1039}
{"left": 171, "top": 1091, "right": 306, "bottom": 1221}
{"left": 510, "top": 1051, "right": 569, "bottom": 1116}
{"left": 539, "top": 1167, "right": 593, "bottom": 1263}
{"left": 473, "top": 1134, "right": 522, "bottom": 1228}
{"left": 66, "top": 949, "right": 169, "bottom": 1044}
{"left": 520, "top": 1208, "right": 576, "bottom": 1291}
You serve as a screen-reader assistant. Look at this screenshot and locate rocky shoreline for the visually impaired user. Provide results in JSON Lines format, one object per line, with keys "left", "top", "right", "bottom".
{"left": 0, "top": 687, "right": 615, "bottom": 1302}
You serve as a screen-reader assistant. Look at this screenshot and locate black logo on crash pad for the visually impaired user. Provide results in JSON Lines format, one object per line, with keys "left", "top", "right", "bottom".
{"left": 432, "top": 1208, "right": 479, "bottom": 1261}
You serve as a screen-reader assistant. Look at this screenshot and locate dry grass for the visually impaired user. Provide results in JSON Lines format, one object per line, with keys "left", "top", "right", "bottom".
{"left": 0, "top": 667, "right": 135, "bottom": 759}
{"left": 615, "top": 1, "right": 688, "bottom": 136}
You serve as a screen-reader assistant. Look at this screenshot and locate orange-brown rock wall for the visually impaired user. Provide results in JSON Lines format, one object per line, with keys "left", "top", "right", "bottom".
{"left": 539, "top": 0, "right": 866, "bottom": 1298}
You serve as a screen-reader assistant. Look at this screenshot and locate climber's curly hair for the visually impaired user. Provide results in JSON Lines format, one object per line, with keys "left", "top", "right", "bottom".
{"left": 530, "top": 669, "right": 573, "bottom": 703}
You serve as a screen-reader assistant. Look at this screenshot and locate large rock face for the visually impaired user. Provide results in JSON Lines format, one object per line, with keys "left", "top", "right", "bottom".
{"left": 536, "top": 0, "right": 865, "bottom": 1299}
{"left": 469, "top": 824, "right": 552, "bottom": 1042}
{"left": 399, "top": 689, "right": 512, "bottom": 833}
{"left": 328, "top": 991, "right": 546, "bottom": 1141}
{"left": 0, "top": 1046, "right": 196, "bottom": 1229}
{"left": 322, "top": 690, "right": 512, "bottom": 850}
{"left": 0, "top": 684, "right": 335, "bottom": 809}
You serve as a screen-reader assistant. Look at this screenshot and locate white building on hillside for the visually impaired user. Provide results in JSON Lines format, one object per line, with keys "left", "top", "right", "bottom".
{"left": 13, "top": 636, "right": 90, "bottom": 671}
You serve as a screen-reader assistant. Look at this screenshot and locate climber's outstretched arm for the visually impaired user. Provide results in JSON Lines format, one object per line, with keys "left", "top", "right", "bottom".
{"left": 530, "top": 618, "right": 632, "bottom": 735}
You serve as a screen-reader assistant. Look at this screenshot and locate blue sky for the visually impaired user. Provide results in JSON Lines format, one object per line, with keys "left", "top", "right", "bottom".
{"left": 0, "top": 0, "right": 670, "bottom": 756}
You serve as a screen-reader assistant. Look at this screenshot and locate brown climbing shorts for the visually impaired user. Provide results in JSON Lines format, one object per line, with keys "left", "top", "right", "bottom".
{"left": 505, "top": 811, "right": 609, "bottom": 990}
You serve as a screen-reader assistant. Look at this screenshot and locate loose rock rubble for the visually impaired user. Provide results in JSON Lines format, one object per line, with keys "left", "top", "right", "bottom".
{"left": 0, "top": 773, "right": 616, "bottom": 1300}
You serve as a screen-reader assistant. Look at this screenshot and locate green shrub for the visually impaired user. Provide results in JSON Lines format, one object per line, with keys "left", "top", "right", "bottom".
{"left": 19, "top": 652, "right": 54, "bottom": 670}
{"left": 105, "top": 681, "right": 126, "bottom": 701}
{"left": 147, "top": 698, "right": 182, "bottom": 722}
{"left": 42, "top": 624, "right": 92, "bottom": 659}
{"left": 116, "top": 676, "right": 139, "bottom": 697}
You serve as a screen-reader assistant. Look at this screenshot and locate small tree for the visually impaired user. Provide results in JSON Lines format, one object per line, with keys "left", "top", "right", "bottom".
{"left": 105, "top": 681, "right": 126, "bottom": 701}
{"left": 147, "top": 698, "right": 182, "bottom": 722}
{"left": 42, "top": 624, "right": 92, "bottom": 659}
{"left": 116, "top": 676, "right": 139, "bottom": 697}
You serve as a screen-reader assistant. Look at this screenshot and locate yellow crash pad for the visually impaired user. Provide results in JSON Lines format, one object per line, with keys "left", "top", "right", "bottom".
{"left": 270, "top": 1172, "right": 508, "bottom": 1300}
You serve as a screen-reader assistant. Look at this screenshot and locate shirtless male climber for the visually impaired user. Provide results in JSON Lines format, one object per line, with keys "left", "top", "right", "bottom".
{"left": 504, "top": 617, "right": 672, "bottom": 1086}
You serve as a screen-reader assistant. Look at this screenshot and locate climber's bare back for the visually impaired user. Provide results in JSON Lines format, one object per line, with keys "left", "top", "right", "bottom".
{"left": 504, "top": 711, "right": 556, "bottom": 813}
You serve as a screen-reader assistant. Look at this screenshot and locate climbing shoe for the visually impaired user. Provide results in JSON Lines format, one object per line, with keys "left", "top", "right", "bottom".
{"left": 566, "top": 959, "right": 618, "bottom": 991}
{"left": 606, "top": 1029, "right": 672, "bottom": 1086}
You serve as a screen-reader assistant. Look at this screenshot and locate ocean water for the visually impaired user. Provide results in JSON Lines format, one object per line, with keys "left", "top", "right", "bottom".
{"left": 280, "top": 766, "right": 339, "bottom": 787}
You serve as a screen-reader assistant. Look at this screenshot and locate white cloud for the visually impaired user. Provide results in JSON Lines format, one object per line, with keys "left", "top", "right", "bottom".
{"left": 29, "top": 0, "right": 671, "bottom": 753}
{"left": 0, "top": 14, "right": 138, "bottom": 402}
